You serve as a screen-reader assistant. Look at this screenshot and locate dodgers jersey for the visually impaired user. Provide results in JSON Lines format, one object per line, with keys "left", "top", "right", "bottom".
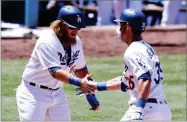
{"left": 121, "top": 40, "right": 166, "bottom": 105}
{"left": 22, "top": 29, "right": 86, "bottom": 89}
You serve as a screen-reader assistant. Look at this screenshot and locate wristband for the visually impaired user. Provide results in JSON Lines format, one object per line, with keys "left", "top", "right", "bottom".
{"left": 69, "top": 75, "right": 81, "bottom": 87}
{"left": 121, "top": 82, "right": 128, "bottom": 92}
{"left": 97, "top": 82, "right": 107, "bottom": 91}
{"left": 136, "top": 98, "right": 147, "bottom": 108}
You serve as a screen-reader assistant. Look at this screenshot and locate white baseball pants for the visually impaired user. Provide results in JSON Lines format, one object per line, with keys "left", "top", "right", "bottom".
{"left": 120, "top": 99, "right": 172, "bottom": 121}
{"left": 16, "top": 81, "right": 71, "bottom": 121}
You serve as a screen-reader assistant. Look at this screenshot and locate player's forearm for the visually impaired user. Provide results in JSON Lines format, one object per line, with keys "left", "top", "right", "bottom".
{"left": 96, "top": 76, "right": 127, "bottom": 92}
{"left": 133, "top": 79, "right": 151, "bottom": 111}
{"left": 104, "top": 76, "right": 121, "bottom": 90}
{"left": 106, "top": 80, "right": 121, "bottom": 91}
{"left": 54, "top": 69, "right": 83, "bottom": 87}
{"left": 137, "top": 79, "right": 151, "bottom": 99}
{"left": 75, "top": 67, "right": 89, "bottom": 78}
{"left": 54, "top": 69, "right": 73, "bottom": 84}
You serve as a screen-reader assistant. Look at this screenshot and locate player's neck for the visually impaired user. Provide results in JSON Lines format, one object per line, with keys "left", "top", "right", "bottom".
{"left": 132, "top": 35, "right": 142, "bottom": 42}
{"left": 126, "top": 34, "right": 142, "bottom": 45}
{"left": 57, "top": 35, "right": 76, "bottom": 46}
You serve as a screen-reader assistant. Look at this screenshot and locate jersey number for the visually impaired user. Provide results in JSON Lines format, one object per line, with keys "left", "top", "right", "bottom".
{"left": 154, "top": 62, "right": 163, "bottom": 84}
{"left": 125, "top": 76, "right": 134, "bottom": 90}
{"left": 124, "top": 62, "right": 163, "bottom": 90}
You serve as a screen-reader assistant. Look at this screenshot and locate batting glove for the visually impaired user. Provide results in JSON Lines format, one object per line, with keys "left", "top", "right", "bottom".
{"left": 131, "top": 107, "right": 143, "bottom": 120}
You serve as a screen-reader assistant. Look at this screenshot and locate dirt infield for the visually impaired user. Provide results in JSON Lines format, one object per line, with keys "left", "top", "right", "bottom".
{"left": 2, "top": 25, "right": 186, "bottom": 60}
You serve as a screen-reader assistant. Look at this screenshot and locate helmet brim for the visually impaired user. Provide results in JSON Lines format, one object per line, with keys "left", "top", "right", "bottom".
{"left": 113, "top": 19, "right": 127, "bottom": 23}
{"left": 63, "top": 20, "right": 86, "bottom": 29}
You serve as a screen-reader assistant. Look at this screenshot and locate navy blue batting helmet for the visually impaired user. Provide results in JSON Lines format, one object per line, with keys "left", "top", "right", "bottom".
{"left": 114, "top": 9, "right": 146, "bottom": 33}
{"left": 57, "top": 5, "right": 86, "bottom": 29}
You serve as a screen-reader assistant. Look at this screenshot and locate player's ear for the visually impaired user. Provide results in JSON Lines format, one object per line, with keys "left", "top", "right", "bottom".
{"left": 60, "top": 20, "right": 67, "bottom": 30}
{"left": 126, "top": 23, "right": 131, "bottom": 33}
{"left": 60, "top": 20, "right": 64, "bottom": 24}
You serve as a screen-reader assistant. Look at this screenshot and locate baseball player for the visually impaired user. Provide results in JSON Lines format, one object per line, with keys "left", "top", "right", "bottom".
{"left": 86, "top": 9, "right": 172, "bottom": 121}
{"left": 16, "top": 5, "right": 99, "bottom": 121}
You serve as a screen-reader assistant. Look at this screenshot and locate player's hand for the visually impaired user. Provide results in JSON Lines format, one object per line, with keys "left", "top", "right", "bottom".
{"left": 76, "top": 78, "right": 98, "bottom": 96}
{"left": 86, "top": 80, "right": 97, "bottom": 90}
{"left": 80, "top": 74, "right": 96, "bottom": 94}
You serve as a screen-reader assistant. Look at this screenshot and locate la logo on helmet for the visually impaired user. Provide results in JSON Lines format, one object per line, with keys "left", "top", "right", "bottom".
{"left": 142, "top": 22, "right": 146, "bottom": 31}
{"left": 77, "top": 15, "right": 81, "bottom": 23}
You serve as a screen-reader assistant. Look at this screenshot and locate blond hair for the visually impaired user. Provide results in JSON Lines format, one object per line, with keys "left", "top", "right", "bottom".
{"left": 50, "top": 20, "right": 63, "bottom": 37}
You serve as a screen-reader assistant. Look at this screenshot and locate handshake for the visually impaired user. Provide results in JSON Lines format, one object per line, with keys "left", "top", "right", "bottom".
{"left": 77, "top": 75, "right": 102, "bottom": 95}
{"left": 69, "top": 74, "right": 108, "bottom": 110}
{"left": 71, "top": 75, "right": 126, "bottom": 111}
{"left": 73, "top": 74, "right": 107, "bottom": 111}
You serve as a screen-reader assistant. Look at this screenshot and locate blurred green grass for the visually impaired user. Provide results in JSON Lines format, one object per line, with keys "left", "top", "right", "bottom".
{"left": 2, "top": 55, "right": 186, "bottom": 120}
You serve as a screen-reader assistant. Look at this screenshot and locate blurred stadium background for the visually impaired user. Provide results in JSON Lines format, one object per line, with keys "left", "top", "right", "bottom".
{"left": 1, "top": 0, "right": 186, "bottom": 121}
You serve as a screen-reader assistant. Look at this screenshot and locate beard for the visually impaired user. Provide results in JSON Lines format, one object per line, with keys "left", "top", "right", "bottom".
{"left": 61, "top": 29, "right": 76, "bottom": 45}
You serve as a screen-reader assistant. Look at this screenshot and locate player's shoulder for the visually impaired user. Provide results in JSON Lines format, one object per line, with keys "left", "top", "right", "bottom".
{"left": 125, "top": 41, "right": 141, "bottom": 54}
{"left": 132, "top": 40, "right": 147, "bottom": 48}
{"left": 75, "top": 36, "right": 83, "bottom": 46}
{"left": 39, "top": 29, "right": 54, "bottom": 39}
{"left": 36, "top": 29, "right": 56, "bottom": 46}
{"left": 125, "top": 40, "right": 147, "bottom": 58}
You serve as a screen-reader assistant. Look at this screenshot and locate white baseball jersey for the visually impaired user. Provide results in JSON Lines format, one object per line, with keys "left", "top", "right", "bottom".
{"left": 121, "top": 40, "right": 166, "bottom": 105}
{"left": 22, "top": 29, "right": 86, "bottom": 89}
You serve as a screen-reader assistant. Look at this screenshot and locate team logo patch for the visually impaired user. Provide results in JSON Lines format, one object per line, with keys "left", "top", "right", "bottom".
{"left": 77, "top": 15, "right": 81, "bottom": 23}
{"left": 146, "top": 48, "right": 155, "bottom": 59}
{"left": 142, "top": 22, "right": 146, "bottom": 31}
{"left": 136, "top": 58, "right": 146, "bottom": 69}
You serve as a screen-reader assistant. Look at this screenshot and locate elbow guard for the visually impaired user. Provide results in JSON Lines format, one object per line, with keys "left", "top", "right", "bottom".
{"left": 121, "top": 82, "right": 128, "bottom": 92}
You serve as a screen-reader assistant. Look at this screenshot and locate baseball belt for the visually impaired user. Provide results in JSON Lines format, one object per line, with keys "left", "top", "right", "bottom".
{"left": 29, "top": 82, "right": 60, "bottom": 91}
{"left": 130, "top": 98, "right": 167, "bottom": 106}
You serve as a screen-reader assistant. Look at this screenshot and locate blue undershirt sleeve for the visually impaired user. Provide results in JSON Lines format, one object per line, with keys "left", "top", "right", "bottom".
{"left": 48, "top": 67, "right": 61, "bottom": 77}
{"left": 138, "top": 71, "right": 151, "bottom": 81}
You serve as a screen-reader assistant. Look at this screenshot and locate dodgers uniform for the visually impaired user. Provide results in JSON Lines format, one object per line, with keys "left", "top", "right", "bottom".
{"left": 16, "top": 29, "right": 86, "bottom": 121}
{"left": 120, "top": 40, "right": 172, "bottom": 121}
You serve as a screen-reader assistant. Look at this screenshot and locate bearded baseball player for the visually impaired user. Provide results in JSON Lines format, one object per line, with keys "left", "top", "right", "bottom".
{"left": 86, "top": 9, "right": 172, "bottom": 121}
{"left": 16, "top": 5, "right": 99, "bottom": 121}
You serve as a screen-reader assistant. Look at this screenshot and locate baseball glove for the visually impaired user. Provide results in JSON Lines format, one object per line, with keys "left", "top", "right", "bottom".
{"left": 75, "top": 77, "right": 100, "bottom": 111}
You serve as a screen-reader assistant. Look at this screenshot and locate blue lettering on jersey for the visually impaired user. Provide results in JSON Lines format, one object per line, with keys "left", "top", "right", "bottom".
{"left": 69, "top": 50, "right": 80, "bottom": 67}
{"left": 146, "top": 48, "right": 155, "bottom": 59}
{"left": 57, "top": 52, "right": 66, "bottom": 65}
{"left": 154, "top": 62, "right": 163, "bottom": 84}
{"left": 125, "top": 65, "right": 128, "bottom": 72}
{"left": 57, "top": 50, "right": 80, "bottom": 67}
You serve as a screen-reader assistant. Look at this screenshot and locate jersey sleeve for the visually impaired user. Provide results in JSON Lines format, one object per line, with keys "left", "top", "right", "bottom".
{"left": 126, "top": 52, "right": 152, "bottom": 79}
{"left": 36, "top": 43, "right": 61, "bottom": 70}
{"left": 74, "top": 38, "right": 86, "bottom": 71}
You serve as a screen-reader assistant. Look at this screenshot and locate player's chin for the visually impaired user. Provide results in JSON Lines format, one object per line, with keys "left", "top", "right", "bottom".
{"left": 69, "top": 37, "right": 77, "bottom": 44}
